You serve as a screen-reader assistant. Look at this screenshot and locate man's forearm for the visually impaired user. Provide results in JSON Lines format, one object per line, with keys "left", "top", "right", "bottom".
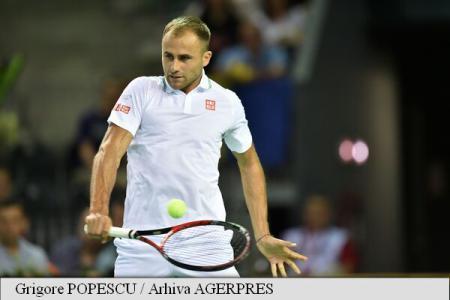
{"left": 238, "top": 157, "right": 270, "bottom": 239}
{"left": 89, "top": 148, "right": 120, "bottom": 215}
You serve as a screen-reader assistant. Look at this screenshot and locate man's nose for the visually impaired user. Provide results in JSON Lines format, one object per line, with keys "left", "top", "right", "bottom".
{"left": 171, "top": 59, "right": 181, "bottom": 73}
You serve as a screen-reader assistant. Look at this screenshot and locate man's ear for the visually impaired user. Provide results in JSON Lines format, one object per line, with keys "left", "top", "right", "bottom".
{"left": 203, "top": 51, "right": 212, "bottom": 67}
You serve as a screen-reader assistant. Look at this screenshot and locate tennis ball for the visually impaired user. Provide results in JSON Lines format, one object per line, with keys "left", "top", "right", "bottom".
{"left": 167, "top": 198, "right": 187, "bottom": 218}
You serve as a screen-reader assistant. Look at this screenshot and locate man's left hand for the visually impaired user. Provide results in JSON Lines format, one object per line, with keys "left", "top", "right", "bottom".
{"left": 256, "top": 235, "right": 308, "bottom": 277}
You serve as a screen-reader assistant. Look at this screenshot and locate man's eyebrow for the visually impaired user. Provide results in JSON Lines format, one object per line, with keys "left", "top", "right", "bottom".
{"left": 163, "top": 52, "right": 192, "bottom": 58}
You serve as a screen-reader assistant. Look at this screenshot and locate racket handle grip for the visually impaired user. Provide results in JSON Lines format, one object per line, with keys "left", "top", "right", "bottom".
{"left": 108, "top": 226, "right": 133, "bottom": 238}
{"left": 83, "top": 225, "right": 134, "bottom": 239}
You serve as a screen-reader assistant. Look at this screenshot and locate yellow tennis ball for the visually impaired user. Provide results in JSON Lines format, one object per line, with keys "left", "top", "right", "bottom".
{"left": 167, "top": 199, "right": 187, "bottom": 218}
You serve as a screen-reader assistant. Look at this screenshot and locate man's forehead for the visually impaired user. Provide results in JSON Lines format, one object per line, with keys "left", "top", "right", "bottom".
{"left": 0, "top": 206, "right": 23, "bottom": 215}
{"left": 162, "top": 30, "right": 206, "bottom": 52}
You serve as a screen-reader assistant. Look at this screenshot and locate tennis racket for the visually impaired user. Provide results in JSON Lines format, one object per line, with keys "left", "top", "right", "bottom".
{"left": 84, "top": 220, "right": 251, "bottom": 272}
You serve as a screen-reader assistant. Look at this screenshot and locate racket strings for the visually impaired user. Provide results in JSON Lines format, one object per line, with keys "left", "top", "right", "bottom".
{"left": 162, "top": 225, "right": 248, "bottom": 267}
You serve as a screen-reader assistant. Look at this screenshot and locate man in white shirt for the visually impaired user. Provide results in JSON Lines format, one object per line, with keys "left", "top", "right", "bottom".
{"left": 85, "top": 16, "right": 307, "bottom": 277}
{"left": 0, "top": 200, "right": 50, "bottom": 276}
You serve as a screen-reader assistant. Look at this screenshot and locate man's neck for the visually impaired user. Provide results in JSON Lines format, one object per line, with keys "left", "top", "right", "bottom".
{"left": 181, "top": 74, "right": 203, "bottom": 94}
{"left": 1, "top": 239, "right": 20, "bottom": 255}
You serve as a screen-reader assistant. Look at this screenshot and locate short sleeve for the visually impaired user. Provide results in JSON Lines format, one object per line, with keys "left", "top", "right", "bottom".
{"left": 108, "top": 77, "right": 148, "bottom": 136}
{"left": 223, "top": 90, "right": 252, "bottom": 153}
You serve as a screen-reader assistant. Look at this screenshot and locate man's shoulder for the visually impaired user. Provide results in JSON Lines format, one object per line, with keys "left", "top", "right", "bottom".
{"left": 218, "top": 46, "right": 248, "bottom": 62}
{"left": 325, "top": 227, "right": 349, "bottom": 240}
{"left": 281, "top": 227, "right": 303, "bottom": 237}
{"left": 280, "top": 227, "right": 304, "bottom": 244}
{"left": 128, "top": 76, "right": 164, "bottom": 92}
{"left": 19, "top": 239, "right": 48, "bottom": 259}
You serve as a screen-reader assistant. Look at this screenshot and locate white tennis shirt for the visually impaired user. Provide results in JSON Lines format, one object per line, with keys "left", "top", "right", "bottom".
{"left": 108, "top": 70, "right": 252, "bottom": 229}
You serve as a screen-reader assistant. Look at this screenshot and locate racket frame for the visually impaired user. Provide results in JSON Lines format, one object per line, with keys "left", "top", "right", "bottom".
{"left": 112, "top": 220, "right": 251, "bottom": 272}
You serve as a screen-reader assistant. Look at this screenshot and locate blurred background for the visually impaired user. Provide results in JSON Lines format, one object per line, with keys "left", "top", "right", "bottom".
{"left": 0, "top": 0, "right": 448, "bottom": 277}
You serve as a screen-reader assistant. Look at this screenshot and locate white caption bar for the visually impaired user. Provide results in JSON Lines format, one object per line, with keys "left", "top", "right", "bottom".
{"left": 1, "top": 278, "right": 448, "bottom": 300}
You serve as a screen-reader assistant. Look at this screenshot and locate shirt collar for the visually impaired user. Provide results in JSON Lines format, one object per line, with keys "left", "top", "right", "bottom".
{"left": 198, "top": 69, "right": 211, "bottom": 91}
{"left": 163, "top": 69, "right": 211, "bottom": 94}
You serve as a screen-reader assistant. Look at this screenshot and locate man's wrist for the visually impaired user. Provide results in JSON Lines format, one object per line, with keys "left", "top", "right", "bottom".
{"left": 89, "top": 209, "right": 109, "bottom": 216}
{"left": 255, "top": 233, "right": 271, "bottom": 244}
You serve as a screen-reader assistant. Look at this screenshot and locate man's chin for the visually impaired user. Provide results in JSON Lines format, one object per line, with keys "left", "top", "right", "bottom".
{"left": 168, "top": 81, "right": 185, "bottom": 90}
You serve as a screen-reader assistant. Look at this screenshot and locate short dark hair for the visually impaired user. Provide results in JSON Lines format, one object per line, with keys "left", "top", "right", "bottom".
{"left": 0, "top": 199, "right": 24, "bottom": 212}
{"left": 163, "top": 16, "right": 211, "bottom": 51}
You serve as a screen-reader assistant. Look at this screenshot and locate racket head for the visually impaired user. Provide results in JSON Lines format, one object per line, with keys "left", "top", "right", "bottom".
{"left": 139, "top": 220, "right": 251, "bottom": 272}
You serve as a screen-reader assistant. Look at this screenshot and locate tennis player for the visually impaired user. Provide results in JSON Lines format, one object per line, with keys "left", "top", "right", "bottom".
{"left": 85, "top": 16, "right": 307, "bottom": 277}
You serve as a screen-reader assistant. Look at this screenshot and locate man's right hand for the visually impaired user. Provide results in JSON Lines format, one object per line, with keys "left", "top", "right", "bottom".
{"left": 84, "top": 212, "right": 112, "bottom": 243}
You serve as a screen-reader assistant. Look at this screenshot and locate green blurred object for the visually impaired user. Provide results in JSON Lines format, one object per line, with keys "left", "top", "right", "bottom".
{"left": 0, "top": 54, "right": 24, "bottom": 107}
{"left": 0, "top": 111, "right": 19, "bottom": 148}
{"left": 0, "top": 54, "right": 23, "bottom": 151}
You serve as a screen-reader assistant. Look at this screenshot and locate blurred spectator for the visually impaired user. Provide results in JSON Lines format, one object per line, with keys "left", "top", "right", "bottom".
{"left": 251, "top": 0, "right": 308, "bottom": 61}
{"left": 228, "top": 0, "right": 261, "bottom": 20}
{"left": 50, "top": 189, "right": 124, "bottom": 276}
{"left": 67, "top": 79, "right": 127, "bottom": 209}
{"left": 335, "top": 191, "right": 364, "bottom": 241}
{"left": 213, "top": 21, "right": 288, "bottom": 86}
{"left": 50, "top": 207, "right": 105, "bottom": 276}
{"left": 0, "top": 200, "right": 50, "bottom": 276}
{"left": 8, "top": 137, "right": 57, "bottom": 211}
{"left": 213, "top": 21, "right": 291, "bottom": 169}
{"left": 0, "top": 166, "right": 13, "bottom": 202}
{"left": 185, "top": 0, "right": 240, "bottom": 71}
{"left": 68, "top": 78, "right": 126, "bottom": 173}
{"left": 281, "top": 195, "right": 358, "bottom": 276}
